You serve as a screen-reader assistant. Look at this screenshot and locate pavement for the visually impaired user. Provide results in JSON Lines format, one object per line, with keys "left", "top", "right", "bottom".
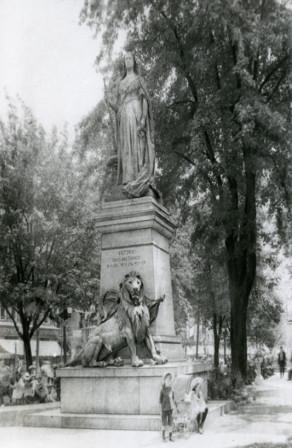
{"left": 1, "top": 373, "right": 292, "bottom": 448}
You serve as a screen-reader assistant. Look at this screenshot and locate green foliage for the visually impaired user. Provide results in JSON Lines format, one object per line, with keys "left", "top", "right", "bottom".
{"left": 170, "top": 217, "right": 194, "bottom": 332}
{"left": 246, "top": 212, "right": 284, "bottom": 348}
{"left": 247, "top": 266, "right": 282, "bottom": 349}
{"left": 0, "top": 98, "right": 100, "bottom": 364}
{"left": 208, "top": 369, "right": 233, "bottom": 400}
{"left": 170, "top": 209, "right": 230, "bottom": 365}
{"left": 74, "top": 100, "right": 117, "bottom": 201}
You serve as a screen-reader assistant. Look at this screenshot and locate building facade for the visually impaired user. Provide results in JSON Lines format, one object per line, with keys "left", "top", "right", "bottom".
{"left": 0, "top": 304, "right": 61, "bottom": 360}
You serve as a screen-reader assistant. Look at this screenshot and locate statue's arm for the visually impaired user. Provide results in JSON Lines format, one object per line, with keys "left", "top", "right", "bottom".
{"left": 140, "top": 96, "right": 148, "bottom": 128}
{"left": 138, "top": 77, "right": 154, "bottom": 140}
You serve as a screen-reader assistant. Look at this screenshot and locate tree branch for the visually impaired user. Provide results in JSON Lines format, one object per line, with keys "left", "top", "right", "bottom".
{"left": 3, "top": 306, "right": 23, "bottom": 338}
{"left": 266, "top": 70, "right": 288, "bottom": 103}
{"left": 174, "top": 151, "right": 195, "bottom": 166}
{"left": 259, "top": 54, "right": 289, "bottom": 92}
{"left": 150, "top": 1, "right": 199, "bottom": 104}
{"left": 202, "top": 130, "right": 224, "bottom": 201}
{"left": 166, "top": 99, "right": 196, "bottom": 109}
{"left": 29, "top": 307, "right": 51, "bottom": 338}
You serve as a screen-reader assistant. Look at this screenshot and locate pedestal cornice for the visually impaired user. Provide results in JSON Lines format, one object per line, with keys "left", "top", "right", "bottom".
{"left": 95, "top": 197, "right": 176, "bottom": 240}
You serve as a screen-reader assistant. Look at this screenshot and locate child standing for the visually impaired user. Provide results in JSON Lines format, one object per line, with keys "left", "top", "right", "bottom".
{"left": 159, "top": 372, "right": 176, "bottom": 441}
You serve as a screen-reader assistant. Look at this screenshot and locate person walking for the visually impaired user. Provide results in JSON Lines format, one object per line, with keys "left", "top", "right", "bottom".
{"left": 278, "top": 346, "right": 287, "bottom": 378}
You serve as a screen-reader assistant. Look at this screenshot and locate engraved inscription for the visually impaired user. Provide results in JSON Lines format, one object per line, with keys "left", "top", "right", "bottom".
{"left": 106, "top": 248, "right": 146, "bottom": 269}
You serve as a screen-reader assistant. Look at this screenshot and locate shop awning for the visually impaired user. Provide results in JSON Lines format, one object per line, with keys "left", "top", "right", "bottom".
{"left": 0, "top": 343, "right": 14, "bottom": 359}
{"left": 0, "top": 339, "right": 61, "bottom": 357}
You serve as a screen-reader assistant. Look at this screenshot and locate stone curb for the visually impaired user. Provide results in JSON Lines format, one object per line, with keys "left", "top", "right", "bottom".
{"left": 0, "top": 402, "right": 60, "bottom": 427}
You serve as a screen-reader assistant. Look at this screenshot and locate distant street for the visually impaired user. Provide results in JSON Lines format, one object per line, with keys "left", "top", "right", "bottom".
{"left": 1, "top": 374, "right": 292, "bottom": 448}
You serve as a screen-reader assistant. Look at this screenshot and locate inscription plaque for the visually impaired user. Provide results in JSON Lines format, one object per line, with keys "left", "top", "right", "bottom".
{"left": 105, "top": 248, "right": 147, "bottom": 270}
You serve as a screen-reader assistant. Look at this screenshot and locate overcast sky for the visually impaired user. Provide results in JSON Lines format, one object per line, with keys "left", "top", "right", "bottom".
{"left": 0, "top": 0, "right": 103, "bottom": 135}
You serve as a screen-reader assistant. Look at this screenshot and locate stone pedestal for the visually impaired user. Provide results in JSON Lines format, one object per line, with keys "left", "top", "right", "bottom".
{"left": 57, "top": 362, "right": 211, "bottom": 417}
{"left": 52, "top": 197, "right": 207, "bottom": 431}
{"left": 95, "top": 196, "right": 184, "bottom": 360}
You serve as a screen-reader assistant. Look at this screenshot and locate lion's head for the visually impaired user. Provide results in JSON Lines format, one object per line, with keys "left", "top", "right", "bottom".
{"left": 119, "top": 271, "right": 150, "bottom": 340}
{"left": 120, "top": 271, "right": 144, "bottom": 307}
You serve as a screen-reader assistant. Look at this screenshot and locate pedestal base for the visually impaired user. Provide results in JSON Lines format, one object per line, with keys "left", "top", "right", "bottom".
{"left": 57, "top": 362, "right": 211, "bottom": 415}
{"left": 23, "top": 400, "right": 233, "bottom": 431}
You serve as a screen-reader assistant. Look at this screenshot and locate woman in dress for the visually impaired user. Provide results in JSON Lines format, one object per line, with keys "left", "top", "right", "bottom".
{"left": 105, "top": 52, "right": 155, "bottom": 198}
{"left": 188, "top": 377, "right": 208, "bottom": 434}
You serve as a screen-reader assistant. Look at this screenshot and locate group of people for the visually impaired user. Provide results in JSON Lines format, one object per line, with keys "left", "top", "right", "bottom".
{"left": 0, "top": 360, "right": 60, "bottom": 406}
{"left": 159, "top": 372, "right": 208, "bottom": 441}
{"left": 11, "top": 370, "right": 58, "bottom": 405}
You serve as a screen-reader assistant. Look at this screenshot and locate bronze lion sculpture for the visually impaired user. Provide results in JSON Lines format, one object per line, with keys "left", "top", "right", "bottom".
{"left": 67, "top": 271, "right": 167, "bottom": 368}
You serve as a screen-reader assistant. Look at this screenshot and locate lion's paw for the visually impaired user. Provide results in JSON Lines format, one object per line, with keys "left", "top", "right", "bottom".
{"left": 132, "top": 358, "right": 144, "bottom": 367}
{"left": 153, "top": 355, "right": 168, "bottom": 365}
{"left": 113, "top": 357, "right": 124, "bottom": 367}
{"left": 92, "top": 361, "right": 108, "bottom": 368}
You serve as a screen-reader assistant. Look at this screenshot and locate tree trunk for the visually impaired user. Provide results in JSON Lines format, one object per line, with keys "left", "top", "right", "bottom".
{"left": 230, "top": 287, "right": 248, "bottom": 384}
{"left": 195, "top": 312, "right": 200, "bottom": 359}
{"left": 226, "top": 149, "right": 256, "bottom": 384}
{"left": 213, "top": 331, "right": 220, "bottom": 368}
{"left": 223, "top": 330, "right": 228, "bottom": 363}
{"left": 63, "top": 323, "right": 67, "bottom": 364}
{"left": 213, "top": 314, "right": 220, "bottom": 368}
{"left": 36, "top": 329, "right": 40, "bottom": 374}
{"left": 22, "top": 331, "right": 33, "bottom": 369}
{"left": 226, "top": 236, "right": 256, "bottom": 384}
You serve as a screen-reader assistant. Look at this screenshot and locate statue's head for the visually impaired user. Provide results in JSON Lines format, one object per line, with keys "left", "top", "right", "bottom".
{"left": 121, "top": 51, "right": 139, "bottom": 78}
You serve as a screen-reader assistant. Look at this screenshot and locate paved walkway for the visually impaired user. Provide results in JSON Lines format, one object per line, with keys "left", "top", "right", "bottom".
{"left": 1, "top": 374, "right": 292, "bottom": 448}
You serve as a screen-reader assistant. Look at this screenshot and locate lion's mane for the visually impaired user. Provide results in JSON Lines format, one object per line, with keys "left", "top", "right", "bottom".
{"left": 118, "top": 271, "right": 150, "bottom": 343}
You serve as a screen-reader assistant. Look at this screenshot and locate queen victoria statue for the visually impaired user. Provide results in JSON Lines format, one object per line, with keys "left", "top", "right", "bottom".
{"left": 104, "top": 52, "right": 157, "bottom": 199}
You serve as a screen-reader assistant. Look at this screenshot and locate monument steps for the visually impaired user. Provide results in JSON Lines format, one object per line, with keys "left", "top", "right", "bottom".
{"left": 0, "top": 402, "right": 59, "bottom": 427}
{"left": 22, "top": 400, "right": 233, "bottom": 431}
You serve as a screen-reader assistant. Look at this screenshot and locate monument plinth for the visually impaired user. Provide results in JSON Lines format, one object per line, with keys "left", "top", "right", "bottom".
{"left": 97, "top": 196, "right": 176, "bottom": 334}
{"left": 94, "top": 196, "right": 184, "bottom": 361}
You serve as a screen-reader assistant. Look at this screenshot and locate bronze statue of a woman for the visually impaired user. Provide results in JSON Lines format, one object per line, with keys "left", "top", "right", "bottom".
{"left": 104, "top": 52, "right": 157, "bottom": 199}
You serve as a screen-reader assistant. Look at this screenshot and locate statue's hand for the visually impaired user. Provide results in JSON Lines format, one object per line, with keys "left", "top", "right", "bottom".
{"left": 137, "top": 120, "right": 146, "bottom": 139}
{"left": 137, "top": 116, "right": 146, "bottom": 137}
{"left": 139, "top": 116, "right": 146, "bottom": 128}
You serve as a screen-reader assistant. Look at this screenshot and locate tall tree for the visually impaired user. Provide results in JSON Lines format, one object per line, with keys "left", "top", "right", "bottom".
{"left": 0, "top": 99, "right": 100, "bottom": 366}
{"left": 81, "top": 0, "right": 291, "bottom": 381}
{"left": 191, "top": 203, "right": 230, "bottom": 368}
{"left": 170, "top": 210, "right": 230, "bottom": 367}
